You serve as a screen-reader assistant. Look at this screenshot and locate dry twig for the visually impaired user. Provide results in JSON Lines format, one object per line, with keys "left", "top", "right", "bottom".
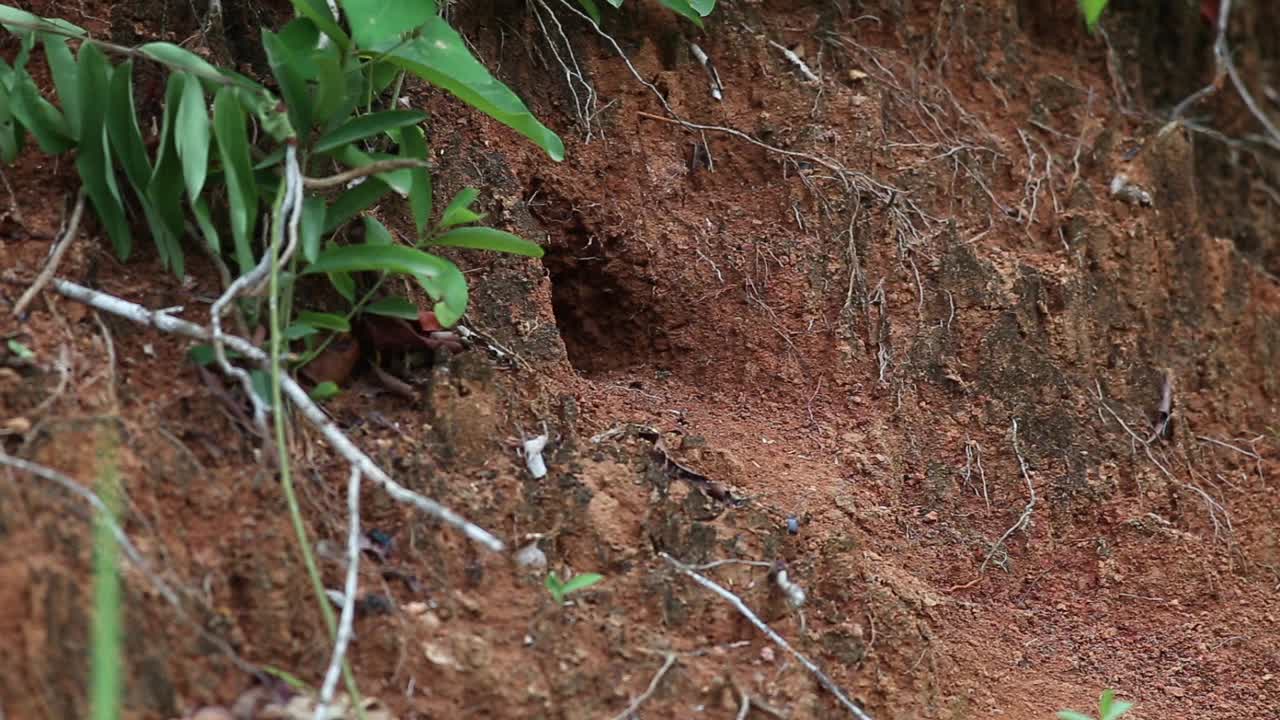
{"left": 1093, "top": 381, "right": 1231, "bottom": 539}
{"left": 609, "top": 653, "right": 678, "bottom": 720}
{"left": 51, "top": 278, "right": 506, "bottom": 552}
{"left": 661, "top": 553, "right": 874, "bottom": 720}
{"left": 1170, "top": 0, "right": 1280, "bottom": 148}
{"left": 12, "top": 188, "right": 86, "bottom": 317}
{"left": 314, "top": 465, "right": 363, "bottom": 720}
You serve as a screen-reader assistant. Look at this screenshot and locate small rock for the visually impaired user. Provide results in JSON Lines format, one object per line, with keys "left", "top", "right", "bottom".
{"left": 3, "top": 416, "right": 31, "bottom": 434}
{"left": 786, "top": 516, "right": 800, "bottom": 535}
{"left": 923, "top": 510, "right": 939, "bottom": 523}
{"left": 1163, "top": 685, "right": 1185, "bottom": 697}
{"left": 514, "top": 543, "right": 547, "bottom": 569}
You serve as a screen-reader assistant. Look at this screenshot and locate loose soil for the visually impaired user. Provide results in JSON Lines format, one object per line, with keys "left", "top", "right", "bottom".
{"left": 2, "top": 1, "right": 1279, "bottom": 719}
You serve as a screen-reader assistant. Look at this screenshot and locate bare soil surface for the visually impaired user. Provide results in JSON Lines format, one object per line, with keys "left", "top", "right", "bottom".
{"left": 2, "top": 1, "right": 1280, "bottom": 719}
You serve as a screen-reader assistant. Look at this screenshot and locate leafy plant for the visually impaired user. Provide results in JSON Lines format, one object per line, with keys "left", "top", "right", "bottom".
{"left": 0, "top": 0, "right": 556, "bottom": 338}
{"left": 1079, "top": 0, "right": 1110, "bottom": 32}
{"left": 1057, "top": 689, "right": 1134, "bottom": 720}
{"left": 572, "top": 0, "right": 716, "bottom": 27}
{"left": 545, "top": 571, "right": 604, "bottom": 605}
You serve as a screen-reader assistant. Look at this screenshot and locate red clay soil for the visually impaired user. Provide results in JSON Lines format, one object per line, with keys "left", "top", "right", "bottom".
{"left": 2, "top": 1, "right": 1280, "bottom": 719}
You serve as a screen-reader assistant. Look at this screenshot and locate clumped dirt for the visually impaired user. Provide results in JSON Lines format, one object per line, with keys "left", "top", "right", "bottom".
{"left": 3, "top": 1, "right": 1280, "bottom": 719}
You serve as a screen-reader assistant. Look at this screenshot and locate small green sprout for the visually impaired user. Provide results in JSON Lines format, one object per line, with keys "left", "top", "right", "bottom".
{"left": 7, "top": 339, "right": 35, "bottom": 360}
{"left": 1078, "top": 0, "right": 1110, "bottom": 33}
{"left": 545, "top": 571, "right": 603, "bottom": 606}
{"left": 1057, "top": 689, "right": 1134, "bottom": 720}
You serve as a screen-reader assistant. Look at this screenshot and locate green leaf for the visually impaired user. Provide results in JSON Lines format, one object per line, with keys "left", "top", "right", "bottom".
{"left": 1102, "top": 702, "right": 1132, "bottom": 720}
{"left": 262, "top": 29, "right": 312, "bottom": 135}
{"left": 285, "top": 323, "right": 318, "bottom": 340}
{"left": 438, "top": 187, "right": 481, "bottom": 228}
{"left": 688, "top": 0, "right": 715, "bottom": 14}
{"left": 147, "top": 73, "right": 188, "bottom": 252}
{"left": 309, "top": 381, "right": 341, "bottom": 401}
{"left": 213, "top": 86, "right": 258, "bottom": 273}
{"left": 0, "top": 6, "right": 85, "bottom": 35}
{"left": 300, "top": 195, "right": 326, "bottom": 263}
{"left": 249, "top": 369, "right": 275, "bottom": 409}
{"left": 305, "top": 243, "right": 455, "bottom": 278}
{"left": 9, "top": 68, "right": 73, "bottom": 153}
{"left": 105, "top": 61, "right": 152, "bottom": 190}
{"left": 0, "top": 78, "right": 22, "bottom": 163}
{"left": 188, "top": 343, "right": 245, "bottom": 366}
{"left": 560, "top": 572, "right": 603, "bottom": 595}
{"left": 323, "top": 177, "right": 391, "bottom": 232}
{"left": 314, "top": 109, "right": 426, "bottom": 154}
{"left": 288, "top": 0, "right": 350, "bottom": 51}
{"left": 175, "top": 74, "right": 210, "bottom": 200}
{"left": 362, "top": 215, "right": 395, "bottom": 245}
{"left": 75, "top": 43, "right": 131, "bottom": 258}
{"left": 370, "top": 60, "right": 400, "bottom": 96}
{"left": 376, "top": 20, "right": 564, "bottom": 161}
{"left": 41, "top": 33, "right": 79, "bottom": 140}
{"left": 1055, "top": 713, "right": 1094, "bottom": 720}
{"left": 1079, "top": 0, "right": 1109, "bottom": 32}
{"left": 414, "top": 258, "right": 467, "bottom": 327}
{"left": 545, "top": 573, "right": 564, "bottom": 603}
{"left": 604, "top": 0, "right": 622, "bottom": 7}
{"left": 192, "top": 197, "right": 220, "bottom": 255}
{"left": 574, "top": 0, "right": 601, "bottom": 24}
{"left": 363, "top": 295, "right": 418, "bottom": 319}
{"left": 277, "top": 18, "right": 321, "bottom": 65}
{"left": 304, "top": 243, "right": 467, "bottom": 326}
{"left": 340, "top": 0, "right": 436, "bottom": 48}
{"left": 399, "top": 125, "right": 431, "bottom": 238}
{"left": 329, "top": 271, "right": 356, "bottom": 302}
{"left": 138, "top": 42, "right": 222, "bottom": 80}
{"left": 140, "top": 199, "right": 185, "bottom": 275}
{"left": 331, "top": 145, "right": 414, "bottom": 195}
{"left": 658, "top": 0, "right": 707, "bottom": 26}
{"left": 310, "top": 45, "right": 351, "bottom": 130}
{"left": 1097, "top": 689, "right": 1114, "bottom": 716}
{"left": 6, "top": 338, "right": 34, "bottom": 360}
{"left": 432, "top": 227, "right": 543, "bottom": 257}
{"left": 295, "top": 311, "right": 350, "bottom": 332}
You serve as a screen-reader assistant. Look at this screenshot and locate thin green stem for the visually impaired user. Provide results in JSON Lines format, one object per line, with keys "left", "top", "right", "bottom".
{"left": 268, "top": 169, "right": 365, "bottom": 719}
{"left": 89, "top": 427, "right": 123, "bottom": 720}
{"left": 291, "top": 273, "right": 388, "bottom": 370}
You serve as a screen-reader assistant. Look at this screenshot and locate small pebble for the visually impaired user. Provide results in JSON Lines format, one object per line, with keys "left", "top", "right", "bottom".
{"left": 786, "top": 516, "right": 799, "bottom": 535}
{"left": 514, "top": 542, "right": 547, "bottom": 569}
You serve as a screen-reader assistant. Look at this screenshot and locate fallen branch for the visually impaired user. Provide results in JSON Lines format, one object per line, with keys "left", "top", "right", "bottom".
{"left": 313, "top": 466, "right": 362, "bottom": 720}
{"left": 12, "top": 188, "right": 86, "bottom": 317}
{"left": 609, "top": 652, "right": 678, "bottom": 720}
{"left": 51, "top": 278, "right": 506, "bottom": 552}
{"left": 689, "top": 42, "right": 724, "bottom": 101}
{"left": 766, "top": 38, "right": 819, "bottom": 83}
{"left": 661, "top": 552, "right": 874, "bottom": 720}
